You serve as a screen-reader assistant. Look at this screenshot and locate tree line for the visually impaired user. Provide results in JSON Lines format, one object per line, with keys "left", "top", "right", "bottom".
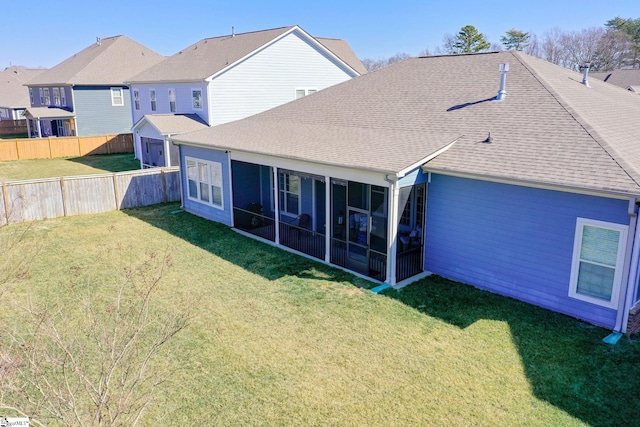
{"left": 361, "top": 17, "right": 640, "bottom": 72}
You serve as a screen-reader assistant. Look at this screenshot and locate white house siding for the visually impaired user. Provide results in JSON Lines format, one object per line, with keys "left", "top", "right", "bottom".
{"left": 208, "top": 31, "right": 356, "bottom": 126}
{"left": 130, "top": 83, "right": 208, "bottom": 125}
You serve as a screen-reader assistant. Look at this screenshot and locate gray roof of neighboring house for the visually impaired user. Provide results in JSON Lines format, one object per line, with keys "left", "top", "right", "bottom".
{"left": 128, "top": 26, "right": 365, "bottom": 83}
{"left": 25, "top": 107, "right": 75, "bottom": 118}
{"left": 172, "top": 51, "right": 640, "bottom": 196}
{"left": 590, "top": 69, "right": 640, "bottom": 90}
{"left": 26, "top": 36, "right": 164, "bottom": 86}
{"left": 0, "top": 66, "right": 46, "bottom": 108}
{"left": 135, "top": 113, "right": 209, "bottom": 135}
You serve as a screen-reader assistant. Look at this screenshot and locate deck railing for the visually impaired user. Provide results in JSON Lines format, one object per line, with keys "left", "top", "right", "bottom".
{"left": 396, "top": 246, "right": 423, "bottom": 282}
{"left": 279, "top": 222, "right": 325, "bottom": 260}
{"left": 233, "top": 207, "right": 275, "bottom": 241}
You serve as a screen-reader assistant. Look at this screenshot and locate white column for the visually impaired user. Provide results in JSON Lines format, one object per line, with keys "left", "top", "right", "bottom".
{"left": 325, "top": 176, "right": 331, "bottom": 263}
{"left": 272, "top": 167, "right": 280, "bottom": 245}
{"left": 36, "top": 119, "right": 42, "bottom": 138}
{"left": 386, "top": 181, "right": 399, "bottom": 286}
{"left": 164, "top": 136, "right": 171, "bottom": 167}
{"left": 27, "top": 119, "right": 32, "bottom": 138}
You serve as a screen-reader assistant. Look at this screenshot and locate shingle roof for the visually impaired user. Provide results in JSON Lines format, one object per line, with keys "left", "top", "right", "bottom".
{"left": 590, "top": 68, "right": 640, "bottom": 90}
{"left": 0, "top": 66, "right": 46, "bottom": 108}
{"left": 173, "top": 51, "right": 640, "bottom": 196}
{"left": 26, "top": 36, "right": 164, "bottom": 86}
{"left": 136, "top": 113, "right": 208, "bottom": 135}
{"left": 315, "top": 37, "right": 367, "bottom": 75}
{"left": 25, "top": 107, "right": 75, "bottom": 119}
{"left": 128, "top": 26, "right": 364, "bottom": 83}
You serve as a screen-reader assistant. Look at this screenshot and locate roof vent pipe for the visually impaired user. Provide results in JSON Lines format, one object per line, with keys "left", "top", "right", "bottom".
{"left": 582, "top": 62, "right": 591, "bottom": 87}
{"left": 496, "top": 63, "right": 509, "bottom": 101}
{"left": 96, "top": 37, "right": 101, "bottom": 46}
{"left": 232, "top": 26, "right": 235, "bottom": 37}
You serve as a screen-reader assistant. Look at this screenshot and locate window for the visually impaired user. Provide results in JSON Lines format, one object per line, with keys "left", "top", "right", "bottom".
{"left": 150, "top": 89, "right": 157, "bottom": 111}
{"left": 278, "top": 172, "right": 300, "bottom": 216}
{"left": 192, "top": 89, "right": 202, "bottom": 109}
{"left": 43, "top": 88, "right": 51, "bottom": 105}
{"left": 169, "top": 89, "right": 176, "bottom": 112}
{"left": 186, "top": 157, "right": 223, "bottom": 208}
{"left": 295, "top": 88, "right": 317, "bottom": 99}
{"left": 569, "top": 218, "right": 628, "bottom": 308}
{"left": 59, "top": 87, "right": 66, "bottom": 106}
{"left": 39, "top": 88, "right": 44, "bottom": 104}
{"left": 53, "top": 88, "right": 61, "bottom": 106}
{"left": 110, "top": 87, "right": 124, "bottom": 106}
{"left": 133, "top": 89, "right": 140, "bottom": 110}
{"left": 29, "top": 88, "right": 34, "bottom": 105}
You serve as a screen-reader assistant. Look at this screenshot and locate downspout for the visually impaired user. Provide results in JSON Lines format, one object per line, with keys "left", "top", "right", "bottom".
{"left": 385, "top": 174, "right": 398, "bottom": 286}
{"left": 617, "top": 199, "right": 640, "bottom": 333}
{"left": 615, "top": 198, "right": 638, "bottom": 332}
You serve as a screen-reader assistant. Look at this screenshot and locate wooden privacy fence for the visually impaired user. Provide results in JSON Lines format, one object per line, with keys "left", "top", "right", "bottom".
{"left": 0, "top": 120, "right": 27, "bottom": 136}
{"left": 0, "top": 167, "right": 180, "bottom": 226}
{"left": 0, "top": 133, "right": 134, "bottom": 161}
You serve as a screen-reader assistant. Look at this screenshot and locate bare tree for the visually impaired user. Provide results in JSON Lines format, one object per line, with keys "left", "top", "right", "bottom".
{"left": 361, "top": 52, "right": 411, "bottom": 71}
{"left": 1, "top": 249, "right": 193, "bottom": 426}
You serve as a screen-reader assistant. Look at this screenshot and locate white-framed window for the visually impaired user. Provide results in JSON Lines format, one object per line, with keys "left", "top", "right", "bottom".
{"left": 192, "top": 89, "right": 202, "bottom": 109}
{"left": 169, "top": 88, "right": 176, "bottom": 112}
{"left": 569, "top": 218, "right": 628, "bottom": 308}
{"left": 186, "top": 157, "right": 223, "bottom": 208}
{"left": 150, "top": 89, "right": 157, "bottom": 111}
{"left": 29, "top": 88, "right": 34, "bottom": 105}
{"left": 59, "top": 87, "right": 66, "bottom": 106}
{"left": 278, "top": 172, "right": 300, "bottom": 216}
{"left": 39, "top": 88, "right": 44, "bottom": 104}
{"left": 43, "top": 88, "right": 51, "bottom": 105}
{"left": 295, "top": 88, "right": 318, "bottom": 99}
{"left": 111, "top": 87, "right": 124, "bottom": 106}
{"left": 53, "top": 87, "right": 61, "bottom": 106}
{"left": 133, "top": 89, "right": 140, "bottom": 110}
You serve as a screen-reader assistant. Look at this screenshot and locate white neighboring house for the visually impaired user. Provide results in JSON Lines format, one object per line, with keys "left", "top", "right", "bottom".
{"left": 127, "top": 25, "right": 366, "bottom": 168}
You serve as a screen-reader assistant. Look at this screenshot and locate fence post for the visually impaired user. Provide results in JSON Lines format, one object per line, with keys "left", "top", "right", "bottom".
{"left": 15, "top": 139, "right": 20, "bottom": 160}
{"left": 2, "top": 183, "right": 10, "bottom": 224}
{"left": 112, "top": 173, "right": 120, "bottom": 210}
{"left": 77, "top": 136, "right": 82, "bottom": 156}
{"left": 161, "top": 168, "right": 167, "bottom": 203}
{"left": 48, "top": 137, "right": 53, "bottom": 159}
{"left": 60, "top": 177, "right": 68, "bottom": 217}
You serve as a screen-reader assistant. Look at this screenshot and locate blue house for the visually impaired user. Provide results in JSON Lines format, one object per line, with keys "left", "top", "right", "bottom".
{"left": 24, "top": 36, "right": 164, "bottom": 137}
{"left": 171, "top": 51, "right": 640, "bottom": 334}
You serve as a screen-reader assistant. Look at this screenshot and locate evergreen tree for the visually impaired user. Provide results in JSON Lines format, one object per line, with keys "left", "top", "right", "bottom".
{"left": 452, "top": 25, "right": 491, "bottom": 53}
{"left": 501, "top": 29, "right": 530, "bottom": 51}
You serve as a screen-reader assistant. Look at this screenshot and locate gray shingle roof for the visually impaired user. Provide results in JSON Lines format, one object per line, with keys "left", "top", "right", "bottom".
{"left": 0, "top": 66, "right": 46, "bottom": 108}
{"left": 590, "top": 69, "right": 640, "bottom": 90}
{"left": 26, "top": 36, "right": 164, "bottom": 86}
{"left": 25, "top": 107, "right": 75, "bottom": 119}
{"left": 136, "top": 113, "right": 208, "bottom": 135}
{"left": 173, "top": 51, "right": 640, "bottom": 196}
{"left": 128, "top": 26, "right": 364, "bottom": 83}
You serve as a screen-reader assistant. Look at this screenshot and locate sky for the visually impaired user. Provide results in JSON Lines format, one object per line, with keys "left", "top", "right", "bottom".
{"left": 2, "top": 0, "right": 640, "bottom": 69}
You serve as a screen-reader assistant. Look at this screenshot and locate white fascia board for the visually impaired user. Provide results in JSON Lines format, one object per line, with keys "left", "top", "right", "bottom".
{"left": 396, "top": 138, "right": 460, "bottom": 178}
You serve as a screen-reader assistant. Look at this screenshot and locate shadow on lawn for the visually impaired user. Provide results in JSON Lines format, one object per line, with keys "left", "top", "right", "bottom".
{"left": 382, "top": 276, "right": 640, "bottom": 427}
{"left": 125, "top": 204, "right": 639, "bottom": 427}
{"left": 66, "top": 153, "right": 140, "bottom": 173}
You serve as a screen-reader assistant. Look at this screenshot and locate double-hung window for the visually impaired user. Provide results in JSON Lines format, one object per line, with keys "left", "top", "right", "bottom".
{"left": 111, "top": 87, "right": 124, "bottom": 106}
{"left": 278, "top": 172, "right": 300, "bottom": 216}
{"left": 150, "top": 89, "right": 157, "bottom": 111}
{"left": 43, "top": 88, "right": 50, "bottom": 105}
{"left": 569, "top": 218, "right": 628, "bottom": 308}
{"left": 133, "top": 89, "right": 140, "bottom": 110}
{"left": 29, "top": 88, "right": 34, "bottom": 105}
{"left": 295, "top": 88, "right": 317, "bottom": 99}
{"left": 60, "top": 87, "right": 66, "bottom": 106}
{"left": 192, "top": 89, "right": 202, "bottom": 109}
{"left": 186, "top": 157, "right": 223, "bottom": 208}
{"left": 38, "top": 88, "right": 44, "bottom": 104}
{"left": 169, "top": 89, "right": 176, "bottom": 112}
{"left": 53, "top": 88, "right": 61, "bottom": 106}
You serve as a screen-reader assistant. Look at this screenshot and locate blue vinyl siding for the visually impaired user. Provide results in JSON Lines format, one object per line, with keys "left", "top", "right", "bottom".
{"left": 398, "top": 167, "right": 429, "bottom": 188}
{"left": 180, "top": 146, "right": 232, "bottom": 226}
{"left": 73, "top": 86, "right": 133, "bottom": 135}
{"left": 424, "top": 174, "right": 630, "bottom": 328}
{"left": 231, "top": 161, "right": 262, "bottom": 212}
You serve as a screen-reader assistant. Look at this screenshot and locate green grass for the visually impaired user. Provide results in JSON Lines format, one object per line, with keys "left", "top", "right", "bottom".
{"left": 0, "top": 153, "right": 140, "bottom": 181}
{"left": 0, "top": 133, "right": 28, "bottom": 139}
{"left": 1, "top": 203, "right": 639, "bottom": 426}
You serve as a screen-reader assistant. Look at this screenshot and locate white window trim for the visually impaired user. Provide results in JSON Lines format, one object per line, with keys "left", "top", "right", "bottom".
{"left": 43, "top": 88, "right": 50, "bottom": 105}
{"left": 39, "top": 88, "right": 44, "bottom": 104}
{"left": 53, "top": 87, "right": 61, "bottom": 106}
{"left": 192, "top": 89, "right": 203, "bottom": 110}
{"left": 168, "top": 88, "right": 176, "bottom": 112}
{"left": 150, "top": 89, "right": 157, "bottom": 111}
{"left": 294, "top": 88, "right": 318, "bottom": 99}
{"left": 110, "top": 87, "right": 124, "bottom": 106}
{"left": 185, "top": 156, "right": 224, "bottom": 209}
{"left": 133, "top": 89, "right": 140, "bottom": 110}
{"left": 29, "top": 88, "right": 34, "bottom": 105}
{"left": 60, "top": 87, "right": 66, "bottom": 106}
{"left": 568, "top": 218, "right": 628, "bottom": 308}
{"left": 278, "top": 172, "right": 301, "bottom": 217}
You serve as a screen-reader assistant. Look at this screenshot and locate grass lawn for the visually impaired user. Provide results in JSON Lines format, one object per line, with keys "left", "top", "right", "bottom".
{"left": 0, "top": 133, "right": 28, "bottom": 139}
{"left": 1, "top": 203, "right": 638, "bottom": 426}
{"left": 0, "top": 153, "right": 140, "bottom": 181}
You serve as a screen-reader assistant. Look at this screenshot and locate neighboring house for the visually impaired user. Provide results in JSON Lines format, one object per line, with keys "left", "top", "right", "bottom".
{"left": 170, "top": 51, "right": 640, "bottom": 334}
{"left": 127, "top": 25, "right": 366, "bottom": 168}
{"left": 591, "top": 69, "right": 640, "bottom": 93}
{"left": 0, "top": 66, "right": 46, "bottom": 120}
{"left": 24, "top": 36, "right": 164, "bottom": 138}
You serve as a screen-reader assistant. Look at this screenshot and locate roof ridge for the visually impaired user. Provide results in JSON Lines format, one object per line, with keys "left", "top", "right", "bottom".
{"left": 64, "top": 35, "right": 125, "bottom": 83}
{"left": 201, "top": 26, "right": 293, "bottom": 43}
{"left": 513, "top": 51, "right": 640, "bottom": 189}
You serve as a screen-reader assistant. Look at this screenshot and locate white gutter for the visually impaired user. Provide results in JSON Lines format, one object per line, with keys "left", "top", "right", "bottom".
{"left": 618, "top": 199, "right": 640, "bottom": 333}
